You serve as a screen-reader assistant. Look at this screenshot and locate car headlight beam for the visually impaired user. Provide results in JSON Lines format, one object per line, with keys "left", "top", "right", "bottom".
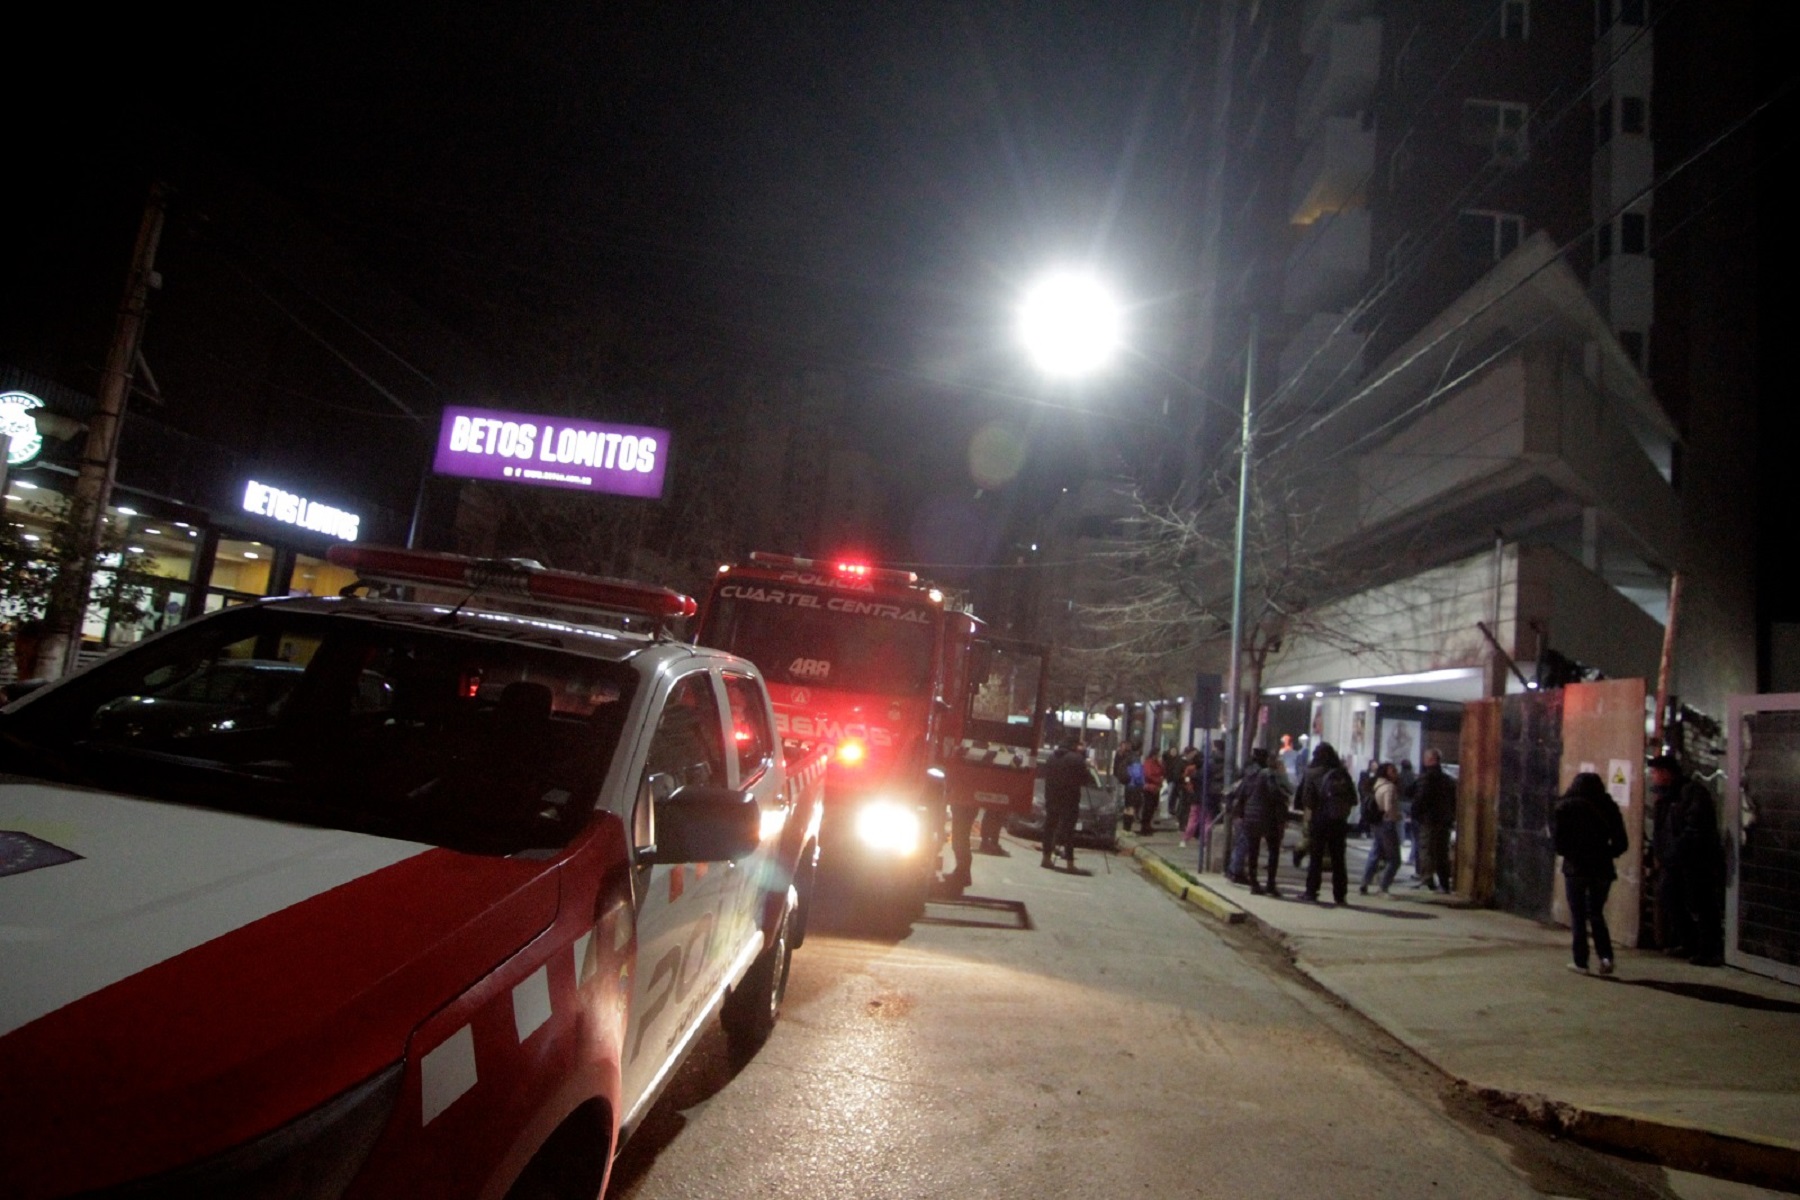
{"left": 853, "top": 799, "right": 922, "bottom": 856}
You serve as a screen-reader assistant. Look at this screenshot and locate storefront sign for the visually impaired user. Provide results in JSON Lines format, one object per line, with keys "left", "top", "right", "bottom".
{"left": 432, "top": 405, "right": 668, "bottom": 499}
{"left": 241, "top": 479, "right": 362, "bottom": 542}
{"left": 0, "top": 391, "right": 45, "bottom": 466}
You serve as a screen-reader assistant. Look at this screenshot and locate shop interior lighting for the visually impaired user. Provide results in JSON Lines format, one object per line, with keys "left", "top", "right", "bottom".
{"left": 1337, "top": 667, "right": 1480, "bottom": 690}
{"left": 22, "top": 533, "right": 40, "bottom": 542}
{"left": 1416, "top": 704, "right": 1429, "bottom": 712}
{"left": 13, "top": 481, "right": 36, "bottom": 490}
{"left": 242, "top": 551, "right": 260, "bottom": 559}
{"left": 115, "top": 506, "right": 138, "bottom": 516}
{"left": 143, "top": 528, "right": 162, "bottom": 535}
{"left": 127, "top": 546, "right": 146, "bottom": 553}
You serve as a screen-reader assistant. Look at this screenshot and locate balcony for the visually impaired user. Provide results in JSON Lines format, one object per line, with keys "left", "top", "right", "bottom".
{"left": 1591, "top": 134, "right": 1653, "bottom": 215}
{"left": 1281, "top": 209, "right": 1371, "bottom": 314}
{"left": 1289, "top": 115, "right": 1376, "bottom": 225}
{"left": 1296, "top": 18, "right": 1382, "bottom": 140}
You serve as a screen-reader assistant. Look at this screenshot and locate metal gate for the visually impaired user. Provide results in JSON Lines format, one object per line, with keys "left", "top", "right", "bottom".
{"left": 1726, "top": 694, "right": 1800, "bottom": 985}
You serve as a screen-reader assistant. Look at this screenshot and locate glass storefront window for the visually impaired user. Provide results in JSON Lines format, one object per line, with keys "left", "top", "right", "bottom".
{"left": 210, "top": 539, "right": 273, "bottom": 596}
{"left": 290, "top": 554, "right": 358, "bottom": 599}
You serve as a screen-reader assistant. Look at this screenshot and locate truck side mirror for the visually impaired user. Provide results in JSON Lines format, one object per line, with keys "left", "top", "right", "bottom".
{"left": 650, "top": 785, "right": 760, "bottom": 864}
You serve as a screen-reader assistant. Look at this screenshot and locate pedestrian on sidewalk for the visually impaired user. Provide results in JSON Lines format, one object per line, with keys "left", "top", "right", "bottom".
{"left": 1554, "top": 771, "right": 1629, "bottom": 975}
{"left": 1647, "top": 756, "right": 1694, "bottom": 955}
{"left": 1360, "top": 762, "right": 1404, "bottom": 895}
{"left": 1300, "top": 742, "right": 1356, "bottom": 904}
{"left": 1411, "top": 749, "right": 1457, "bottom": 892}
{"left": 1041, "top": 733, "right": 1088, "bottom": 870}
{"left": 1140, "top": 749, "right": 1165, "bottom": 834}
{"left": 1653, "top": 753, "right": 1726, "bottom": 967}
{"left": 1234, "top": 747, "right": 1286, "bottom": 895}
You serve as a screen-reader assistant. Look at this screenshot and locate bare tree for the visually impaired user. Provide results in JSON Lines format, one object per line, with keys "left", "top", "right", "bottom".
{"left": 1065, "top": 464, "right": 1400, "bottom": 768}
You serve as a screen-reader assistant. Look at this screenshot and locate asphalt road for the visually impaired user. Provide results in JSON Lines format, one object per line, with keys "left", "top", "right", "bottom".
{"left": 605, "top": 837, "right": 1722, "bottom": 1200}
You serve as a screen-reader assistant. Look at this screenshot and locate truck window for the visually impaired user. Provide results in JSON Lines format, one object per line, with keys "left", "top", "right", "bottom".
{"left": 722, "top": 673, "right": 774, "bottom": 783}
{"left": 645, "top": 672, "right": 728, "bottom": 791}
{"left": 704, "top": 591, "right": 935, "bottom": 695}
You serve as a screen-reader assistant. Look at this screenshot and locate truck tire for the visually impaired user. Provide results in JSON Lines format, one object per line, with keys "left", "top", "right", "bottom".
{"left": 722, "top": 903, "right": 791, "bottom": 1056}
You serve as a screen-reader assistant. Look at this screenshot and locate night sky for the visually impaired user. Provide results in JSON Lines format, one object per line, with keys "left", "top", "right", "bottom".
{"left": 13, "top": 2, "right": 1210, "bottom": 555}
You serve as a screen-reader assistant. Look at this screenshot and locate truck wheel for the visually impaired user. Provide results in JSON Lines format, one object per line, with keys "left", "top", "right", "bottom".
{"left": 722, "top": 904, "right": 791, "bottom": 1056}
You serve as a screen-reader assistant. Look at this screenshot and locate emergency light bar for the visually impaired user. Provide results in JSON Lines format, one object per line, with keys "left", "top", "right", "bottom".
{"left": 744, "top": 551, "right": 919, "bottom": 587}
{"left": 327, "top": 545, "right": 698, "bottom": 627}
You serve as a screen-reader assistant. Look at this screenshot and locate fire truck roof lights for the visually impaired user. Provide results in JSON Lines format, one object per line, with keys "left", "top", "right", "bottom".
{"left": 744, "top": 551, "right": 919, "bottom": 587}
{"left": 326, "top": 545, "right": 698, "bottom": 622}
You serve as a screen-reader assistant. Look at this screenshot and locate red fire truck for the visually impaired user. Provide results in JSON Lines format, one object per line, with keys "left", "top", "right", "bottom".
{"left": 696, "top": 552, "right": 1048, "bottom": 926}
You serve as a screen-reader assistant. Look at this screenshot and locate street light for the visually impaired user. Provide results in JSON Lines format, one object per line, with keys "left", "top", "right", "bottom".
{"left": 1017, "top": 269, "right": 1123, "bottom": 379}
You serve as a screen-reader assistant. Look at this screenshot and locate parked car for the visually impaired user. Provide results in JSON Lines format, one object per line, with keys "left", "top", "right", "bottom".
{"left": 1006, "top": 757, "right": 1122, "bottom": 848}
{"left": 0, "top": 547, "right": 826, "bottom": 1200}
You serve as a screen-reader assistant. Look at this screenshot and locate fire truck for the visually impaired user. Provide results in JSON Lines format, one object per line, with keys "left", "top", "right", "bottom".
{"left": 696, "top": 552, "right": 1048, "bottom": 927}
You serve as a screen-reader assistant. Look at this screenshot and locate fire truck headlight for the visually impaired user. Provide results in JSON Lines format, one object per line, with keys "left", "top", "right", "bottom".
{"left": 854, "top": 799, "right": 922, "bottom": 855}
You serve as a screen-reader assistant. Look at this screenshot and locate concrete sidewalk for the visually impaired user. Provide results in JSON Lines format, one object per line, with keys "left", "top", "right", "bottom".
{"left": 1126, "top": 822, "right": 1800, "bottom": 1192}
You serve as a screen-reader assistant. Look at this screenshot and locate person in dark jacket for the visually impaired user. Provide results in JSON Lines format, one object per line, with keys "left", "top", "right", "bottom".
{"left": 1041, "top": 734, "right": 1089, "bottom": 870}
{"left": 1411, "top": 749, "right": 1457, "bottom": 892}
{"left": 1234, "top": 747, "right": 1286, "bottom": 895}
{"left": 1647, "top": 755, "right": 1694, "bottom": 955}
{"left": 1656, "top": 755, "right": 1726, "bottom": 967}
{"left": 1554, "top": 771, "right": 1630, "bottom": 975}
{"left": 1300, "top": 742, "right": 1355, "bottom": 904}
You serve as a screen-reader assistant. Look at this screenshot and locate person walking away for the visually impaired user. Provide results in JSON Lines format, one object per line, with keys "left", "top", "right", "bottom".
{"left": 1553, "top": 771, "right": 1629, "bottom": 975}
{"left": 1411, "top": 749, "right": 1457, "bottom": 892}
{"left": 1115, "top": 741, "right": 1143, "bottom": 832}
{"left": 1662, "top": 754, "right": 1726, "bottom": 967}
{"left": 1140, "top": 750, "right": 1165, "bottom": 834}
{"left": 1301, "top": 743, "right": 1356, "bottom": 904}
{"left": 1172, "top": 747, "right": 1198, "bottom": 838}
{"left": 1398, "top": 758, "right": 1420, "bottom": 874}
{"left": 1360, "top": 763, "right": 1404, "bottom": 895}
{"left": 1356, "top": 756, "right": 1381, "bottom": 837}
{"left": 1042, "top": 734, "right": 1089, "bottom": 870}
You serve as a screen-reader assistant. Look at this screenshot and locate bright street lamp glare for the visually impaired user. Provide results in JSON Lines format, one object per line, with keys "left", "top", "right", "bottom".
{"left": 1018, "top": 271, "right": 1122, "bottom": 378}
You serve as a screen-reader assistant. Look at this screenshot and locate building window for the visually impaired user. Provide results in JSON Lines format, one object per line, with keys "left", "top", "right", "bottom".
{"left": 1595, "top": 98, "right": 1613, "bottom": 147}
{"left": 1619, "top": 95, "right": 1648, "bottom": 135}
{"left": 1620, "top": 210, "right": 1649, "bottom": 254}
{"left": 1500, "top": 0, "right": 1529, "bottom": 39}
{"left": 1458, "top": 209, "right": 1525, "bottom": 260}
{"left": 1595, "top": 221, "right": 1612, "bottom": 263}
{"left": 1462, "top": 99, "right": 1530, "bottom": 163}
{"left": 1618, "top": 0, "right": 1645, "bottom": 26}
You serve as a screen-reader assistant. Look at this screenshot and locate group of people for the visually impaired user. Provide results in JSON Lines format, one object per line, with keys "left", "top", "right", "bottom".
{"left": 1036, "top": 725, "right": 1725, "bottom": 981}
{"left": 1110, "top": 739, "right": 1210, "bottom": 838}
{"left": 1216, "top": 737, "right": 1459, "bottom": 905}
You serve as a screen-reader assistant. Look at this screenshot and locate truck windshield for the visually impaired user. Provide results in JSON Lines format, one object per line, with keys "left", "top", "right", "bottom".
{"left": 703, "top": 588, "right": 936, "bottom": 695}
{"left": 0, "top": 606, "right": 638, "bottom": 857}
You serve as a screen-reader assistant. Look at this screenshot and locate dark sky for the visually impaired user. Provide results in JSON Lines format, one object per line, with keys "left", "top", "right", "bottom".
{"left": 16, "top": 3, "right": 1210, "bottom": 561}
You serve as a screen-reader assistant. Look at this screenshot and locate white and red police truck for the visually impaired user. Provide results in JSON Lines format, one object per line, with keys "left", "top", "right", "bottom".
{"left": 0, "top": 546, "right": 825, "bottom": 1199}
{"left": 696, "top": 553, "right": 1047, "bottom": 927}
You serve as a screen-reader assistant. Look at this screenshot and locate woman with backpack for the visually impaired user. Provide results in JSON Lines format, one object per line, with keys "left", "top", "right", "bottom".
{"left": 1299, "top": 742, "right": 1357, "bottom": 905}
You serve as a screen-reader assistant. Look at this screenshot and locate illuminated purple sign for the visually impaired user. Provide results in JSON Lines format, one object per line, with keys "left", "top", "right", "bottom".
{"left": 433, "top": 405, "right": 669, "bottom": 499}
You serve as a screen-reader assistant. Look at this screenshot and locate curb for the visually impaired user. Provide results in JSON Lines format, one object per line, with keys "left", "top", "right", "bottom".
{"left": 1131, "top": 845, "right": 1246, "bottom": 925}
{"left": 1468, "top": 1087, "right": 1800, "bottom": 1193}
{"left": 1131, "top": 842, "right": 1800, "bottom": 1193}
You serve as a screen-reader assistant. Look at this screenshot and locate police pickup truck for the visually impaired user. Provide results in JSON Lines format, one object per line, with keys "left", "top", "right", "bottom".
{"left": 0, "top": 546, "right": 825, "bottom": 1199}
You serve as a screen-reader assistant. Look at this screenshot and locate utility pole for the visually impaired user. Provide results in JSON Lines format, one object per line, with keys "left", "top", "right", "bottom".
{"left": 37, "top": 182, "right": 169, "bottom": 678}
{"left": 1212, "top": 316, "right": 1255, "bottom": 875}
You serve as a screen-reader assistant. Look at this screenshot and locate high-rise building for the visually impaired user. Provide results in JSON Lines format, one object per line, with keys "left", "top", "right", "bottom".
{"left": 1168, "top": 0, "right": 1760, "bottom": 728}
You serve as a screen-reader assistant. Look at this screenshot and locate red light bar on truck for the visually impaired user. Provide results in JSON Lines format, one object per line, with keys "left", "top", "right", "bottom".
{"left": 744, "top": 551, "right": 919, "bottom": 587}
{"left": 326, "top": 545, "right": 698, "bottom": 626}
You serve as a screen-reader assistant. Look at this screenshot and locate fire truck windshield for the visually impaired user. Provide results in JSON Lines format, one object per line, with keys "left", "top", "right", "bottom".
{"left": 703, "top": 588, "right": 936, "bottom": 695}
